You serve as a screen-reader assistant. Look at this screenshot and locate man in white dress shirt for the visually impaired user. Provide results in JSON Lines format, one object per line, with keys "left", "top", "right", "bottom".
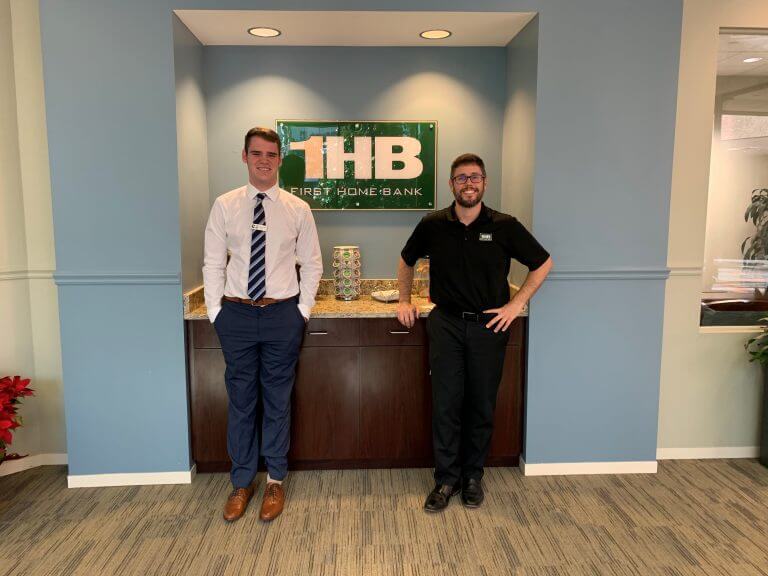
{"left": 203, "top": 127, "right": 322, "bottom": 523}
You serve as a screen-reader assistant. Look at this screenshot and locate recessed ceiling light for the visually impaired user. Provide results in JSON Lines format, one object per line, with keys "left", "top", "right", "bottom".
{"left": 743, "top": 57, "right": 763, "bottom": 63}
{"left": 248, "top": 27, "right": 281, "bottom": 38}
{"left": 420, "top": 29, "right": 451, "bottom": 40}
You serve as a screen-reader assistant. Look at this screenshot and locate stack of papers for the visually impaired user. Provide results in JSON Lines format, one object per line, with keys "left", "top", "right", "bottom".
{"left": 711, "top": 259, "right": 768, "bottom": 293}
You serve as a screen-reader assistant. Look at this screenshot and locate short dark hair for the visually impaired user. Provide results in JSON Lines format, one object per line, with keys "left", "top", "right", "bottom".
{"left": 244, "top": 127, "right": 281, "bottom": 154}
{"left": 450, "top": 153, "right": 486, "bottom": 177}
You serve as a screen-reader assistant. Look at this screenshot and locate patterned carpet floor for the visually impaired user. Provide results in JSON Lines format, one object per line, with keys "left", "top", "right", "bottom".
{"left": 1, "top": 460, "right": 767, "bottom": 575}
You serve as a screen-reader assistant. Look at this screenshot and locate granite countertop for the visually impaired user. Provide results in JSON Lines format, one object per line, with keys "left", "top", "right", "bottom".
{"left": 185, "top": 295, "right": 434, "bottom": 320}
{"left": 184, "top": 280, "right": 527, "bottom": 320}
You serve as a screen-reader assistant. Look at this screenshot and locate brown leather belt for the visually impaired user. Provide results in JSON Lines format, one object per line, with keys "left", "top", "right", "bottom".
{"left": 223, "top": 295, "right": 297, "bottom": 307}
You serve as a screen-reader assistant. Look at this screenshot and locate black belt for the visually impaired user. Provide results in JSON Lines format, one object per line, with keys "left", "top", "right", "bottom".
{"left": 438, "top": 306, "right": 496, "bottom": 323}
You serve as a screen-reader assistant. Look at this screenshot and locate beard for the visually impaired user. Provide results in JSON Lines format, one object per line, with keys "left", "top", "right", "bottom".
{"left": 453, "top": 186, "right": 484, "bottom": 208}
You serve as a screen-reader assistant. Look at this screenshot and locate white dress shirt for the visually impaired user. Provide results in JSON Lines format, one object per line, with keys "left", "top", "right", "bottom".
{"left": 203, "top": 183, "right": 323, "bottom": 323}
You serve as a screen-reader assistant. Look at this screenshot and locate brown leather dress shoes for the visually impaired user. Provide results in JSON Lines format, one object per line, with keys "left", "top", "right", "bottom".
{"left": 223, "top": 486, "right": 254, "bottom": 522}
{"left": 259, "top": 482, "right": 285, "bottom": 521}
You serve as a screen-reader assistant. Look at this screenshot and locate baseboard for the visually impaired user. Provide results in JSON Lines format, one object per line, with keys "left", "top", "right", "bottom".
{"left": 656, "top": 446, "right": 760, "bottom": 460}
{"left": 0, "top": 453, "right": 68, "bottom": 477}
{"left": 67, "top": 464, "right": 196, "bottom": 488}
{"left": 520, "top": 457, "right": 658, "bottom": 476}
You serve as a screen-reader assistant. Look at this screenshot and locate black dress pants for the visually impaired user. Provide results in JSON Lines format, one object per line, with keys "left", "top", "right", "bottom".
{"left": 426, "top": 307, "right": 509, "bottom": 485}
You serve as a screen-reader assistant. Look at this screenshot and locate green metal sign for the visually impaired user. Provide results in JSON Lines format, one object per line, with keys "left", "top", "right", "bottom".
{"left": 277, "top": 120, "right": 436, "bottom": 210}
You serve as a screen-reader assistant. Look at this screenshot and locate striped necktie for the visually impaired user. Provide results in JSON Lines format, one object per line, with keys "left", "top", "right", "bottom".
{"left": 248, "top": 192, "right": 267, "bottom": 300}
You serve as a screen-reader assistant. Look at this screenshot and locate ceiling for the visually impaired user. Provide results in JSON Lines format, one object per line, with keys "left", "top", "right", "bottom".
{"left": 717, "top": 33, "right": 768, "bottom": 126}
{"left": 174, "top": 10, "right": 536, "bottom": 47}
{"left": 718, "top": 32, "right": 768, "bottom": 76}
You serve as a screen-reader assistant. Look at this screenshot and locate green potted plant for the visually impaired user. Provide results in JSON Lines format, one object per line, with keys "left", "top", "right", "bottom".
{"left": 741, "top": 188, "right": 768, "bottom": 300}
{"left": 742, "top": 188, "right": 768, "bottom": 467}
{"left": 742, "top": 188, "right": 768, "bottom": 260}
{"left": 744, "top": 331, "right": 768, "bottom": 467}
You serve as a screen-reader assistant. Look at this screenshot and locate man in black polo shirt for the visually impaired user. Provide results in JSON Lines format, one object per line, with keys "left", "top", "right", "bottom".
{"left": 397, "top": 152, "right": 552, "bottom": 512}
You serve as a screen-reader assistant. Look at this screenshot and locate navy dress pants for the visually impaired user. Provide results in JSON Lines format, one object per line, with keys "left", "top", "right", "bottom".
{"left": 213, "top": 298, "right": 305, "bottom": 488}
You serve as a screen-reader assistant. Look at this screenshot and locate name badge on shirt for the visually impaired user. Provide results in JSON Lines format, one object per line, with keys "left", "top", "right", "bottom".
{"left": 479, "top": 233, "right": 493, "bottom": 241}
{"left": 252, "top": 223, "right": 268, "bottom": 232}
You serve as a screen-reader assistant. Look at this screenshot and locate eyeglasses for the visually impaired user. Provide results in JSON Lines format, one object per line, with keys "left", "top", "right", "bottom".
{"left": 451, "top": 173, "right": 485, "bottom": 185}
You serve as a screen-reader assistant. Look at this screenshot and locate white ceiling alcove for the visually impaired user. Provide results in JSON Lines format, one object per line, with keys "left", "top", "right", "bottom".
{"left": 174, "top": 10, "right": 536, "bottom": 47}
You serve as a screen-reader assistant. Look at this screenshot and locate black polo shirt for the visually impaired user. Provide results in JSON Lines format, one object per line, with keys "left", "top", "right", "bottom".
{"left": 401, "top": 202, "right": 550, "bottom": 313}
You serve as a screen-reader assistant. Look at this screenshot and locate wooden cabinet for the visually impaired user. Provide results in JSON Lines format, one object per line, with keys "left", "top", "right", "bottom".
{"left": 186, "top": 316, "right": 525, "bottom": 472}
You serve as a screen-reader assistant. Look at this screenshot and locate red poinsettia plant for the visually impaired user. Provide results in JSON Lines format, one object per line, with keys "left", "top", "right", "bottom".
{"left": 0, "top": 375, "right": 34, "bottom": 464}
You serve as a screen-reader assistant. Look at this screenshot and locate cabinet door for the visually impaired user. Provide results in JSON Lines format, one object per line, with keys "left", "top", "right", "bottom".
{"left": 290, "top": 346, "right": 359, "bottom": 462}
{"left": 359, "top": 346, "right": 432, "bottom": 463}
{"left": 189, "top": 348, "right": 229, "bottom": 468}
{"left": 487, "top": 344, "right": 523, "bottom": 461}
{"left": 191, "top": 320, "right": 221, "bottom": 349}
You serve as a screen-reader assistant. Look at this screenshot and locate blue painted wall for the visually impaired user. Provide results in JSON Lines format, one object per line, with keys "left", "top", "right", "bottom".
{"left": 58, "top": 283, "right": 190, "bottom": 474}
{"left": 526, "top": 277, "right": 667, "bottom": 463}
{"left": 525, "top": 0, "right": 680, "bottom": 463}
{"left": 41, "top": 1, "right": 190, "bottom": 475}
{"left": 175, "top": 15, "right": 210, "bottom": 293}
{"left": 204, "top": 46, "right": 506, "bottom": 278}
{"left": 39, "top": 0, "right": 682, "bottom": 475}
